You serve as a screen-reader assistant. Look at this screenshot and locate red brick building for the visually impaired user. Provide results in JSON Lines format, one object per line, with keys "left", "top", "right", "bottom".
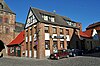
{"left": 0, "top": 0, "right": 24, "bottom": 56}
{"left": 80, "top": 22, "right": 100, "bottom": 51}
{"left": 24, "top": 7, "right": 82, "bottom": 59}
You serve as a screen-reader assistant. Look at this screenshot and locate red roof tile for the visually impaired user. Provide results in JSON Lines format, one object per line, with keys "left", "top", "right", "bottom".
{"left": 80, "top": 29, "right": 93, "bottom": 38}
{"left": 7, "top": 31, "right": 25, "bottom": 46}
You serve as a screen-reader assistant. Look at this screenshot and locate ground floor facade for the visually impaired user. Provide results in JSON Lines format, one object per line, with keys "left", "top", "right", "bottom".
{"left": 25, "top": 22, "right": 81, "bottom": 59}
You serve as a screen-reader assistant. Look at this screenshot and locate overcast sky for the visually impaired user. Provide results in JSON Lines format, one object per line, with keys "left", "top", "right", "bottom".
{"left": 5, "top": 0, "right": 100, "bottom": 31}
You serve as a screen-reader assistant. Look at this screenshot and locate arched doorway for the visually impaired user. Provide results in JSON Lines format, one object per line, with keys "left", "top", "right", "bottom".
{"left": 0, "top": 40, "right": 5, "bottom": 52}
{"left": 0, "top": 40, "right": 5, "bottom": 57}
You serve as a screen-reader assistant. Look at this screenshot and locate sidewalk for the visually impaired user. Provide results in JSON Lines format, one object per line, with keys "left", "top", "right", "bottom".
{"left": 4, "top": 56, "right": 49, "bottom": 60}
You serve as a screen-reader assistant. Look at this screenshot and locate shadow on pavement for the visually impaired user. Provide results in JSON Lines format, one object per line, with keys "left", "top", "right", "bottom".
{"left": 83, "top": 52, "right": 100, "bottom": 58}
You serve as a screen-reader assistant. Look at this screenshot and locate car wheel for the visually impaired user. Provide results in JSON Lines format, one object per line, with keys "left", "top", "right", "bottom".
{"left": 57, "top": 56, "right": 60, "bottom": 60}
{"left": 66, "top": 55, "right": 69, "bottom": 58}
{"left": 73, "top": 54, "right": 76, "bottom": 57}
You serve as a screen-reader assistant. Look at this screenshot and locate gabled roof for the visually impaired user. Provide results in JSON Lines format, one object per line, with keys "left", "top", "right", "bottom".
{"left": 7, "top": 31, "right": 25, "bottom": 46}
{"left": 86, "top": 22, "right": 100, "bottom": 30}
{"left": 0, "top": 0, "right": 15, "bottom": 14}
{"left": 80, "top": 29, "right": 93, "bottom": 38}
{"left": 30, "top": 7, "right": 79, "bottom": 28}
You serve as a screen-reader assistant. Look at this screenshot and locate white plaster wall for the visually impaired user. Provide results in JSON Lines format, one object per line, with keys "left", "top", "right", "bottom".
{"left": 34, "top": 50, "right": 37, "bottom": 58}
{"left": 45, "top": 50, "right": 50, "bottom": 56}
{"left": 45, "top": 33, "right": 49, "bottom": 40}
{"left": 66, "top": 35, "right": 70, "bottom": 41}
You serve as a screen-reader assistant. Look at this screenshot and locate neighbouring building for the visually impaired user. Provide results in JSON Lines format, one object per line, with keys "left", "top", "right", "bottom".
{"left": 0, "top": 0, "right": 16, "bottom": 56}
{"left": 24, "top": 7, "right": 82, "bottom": 59}
{"left": 0, "top": 0, "right": 24, "bottom": 56}
{"left": 7, "top": 31, "right": 25, "bottom": 57}
{"left": 80, "top": 22, "right": 100, "bottom": 51}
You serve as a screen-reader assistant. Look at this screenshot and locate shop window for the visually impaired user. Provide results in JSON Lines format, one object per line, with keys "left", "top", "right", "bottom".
{"left": 66, "top": 29, "right": 69, "bottom": 35}
{"left": 53, "top": 27, "right": 57, "bottom": 34}
{"left": 45, "top": 26, "right": 49, "bottom": 33}
{"left": 45, "top": 40, "right": 50, "bottom": 50}
{"left": 60, "top": 41, "right": 64, "bottom": 49}
{"left": 60, "top": 28, "right": 63, "bottom": 34}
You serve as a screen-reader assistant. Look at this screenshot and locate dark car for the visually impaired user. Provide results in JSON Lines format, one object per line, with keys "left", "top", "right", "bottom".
{"left": 68, "top": 49, "right": 84, "bottom": 57}
{"left": 49, "top": 49, "right": 69, "bottom": 60}
{"left": 94, "top": 46, "right": 100, "bottom": 52}
{"left": 86, "top": 46, "right": 100, "bottom": 54}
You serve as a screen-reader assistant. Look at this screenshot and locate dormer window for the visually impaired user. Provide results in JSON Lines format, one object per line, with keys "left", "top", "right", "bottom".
{"left": 41, "top": 14, "right": 55, "bottom": 22}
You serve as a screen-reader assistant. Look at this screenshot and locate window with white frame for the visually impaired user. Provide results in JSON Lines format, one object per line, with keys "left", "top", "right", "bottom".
{"left": 53, "top": 27, "right": 57, "bottom": 34}
{"left": 45, "top": 26, "right": 49, "bottom": 33}
{"left": 45, "top": 40, "right": 50, "bottom": 50}
{"left": 41, "top": 14, "right": 55, "bottom": 22}
{"left": 60, "top": 41, "right": 64, "bottom": 49}
{"left": 60, "top": 28, "right": 63, "bottom": 34}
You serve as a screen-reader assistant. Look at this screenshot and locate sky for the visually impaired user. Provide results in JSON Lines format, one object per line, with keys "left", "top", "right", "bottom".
{"left": 4, "top": 0, "right": 100, "bottom": 31}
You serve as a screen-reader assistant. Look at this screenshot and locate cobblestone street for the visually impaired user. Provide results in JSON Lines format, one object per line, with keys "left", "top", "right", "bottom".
{"left": 0, "top": 56, "right": 100, "bottom": 66}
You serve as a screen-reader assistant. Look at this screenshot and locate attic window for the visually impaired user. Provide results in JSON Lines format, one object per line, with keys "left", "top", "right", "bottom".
{"left": 41, "top": 14, "right": 55, "bottom": 22}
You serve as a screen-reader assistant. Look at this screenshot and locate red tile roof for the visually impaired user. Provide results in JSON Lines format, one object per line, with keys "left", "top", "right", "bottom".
{"left": 7, "top": 31, "right": 25, "bottom": 46}
{"left": 80, "top": 29, "right": 93, "bottom": 38}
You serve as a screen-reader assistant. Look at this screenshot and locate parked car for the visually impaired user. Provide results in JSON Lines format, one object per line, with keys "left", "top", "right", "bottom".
{"left": 68, "top": 49, "right": 84, "bottom": 57}
{"left": 86, "top": 46, "right": 100, "bottom": 54}
{"left": 94, "top": 46, "right": 100, "bottom": 52}
{"left": 49, "top": 49, "right": 69, "bottom": 60}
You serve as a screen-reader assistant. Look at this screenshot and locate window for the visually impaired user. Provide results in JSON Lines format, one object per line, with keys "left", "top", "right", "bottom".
{"left": 66, "top": 29, "right": 69, "bottom": 35}
{"left": 60, "top": 41, "right": 64, "bottom": 49}
{"left": 0, "top": 17, "right": 2, "bottom": 23}
{"left": 6, "top": 28, "right": 9, "bottom": 34}
{"left": 51, "top": 17, "right": 55, "bottom": 22}
{"left": 30, "top": 42, "right": 32, "bottom": 50}
{"left": 53, "top": 41, "right": 57, "bottom": 49}
{"left": 45, "top": 26, "right": 49, "bottom": 33}
{"left": 60, "top": 28, "right": 63, "bottom": 34}
{"left": 53, "top": 27, "right": 57, "bottom": 34}
{"left": 29, "top": 15, "right": 37, "bottom": 24}
{"left": 4, "top": 18, "right": 9, "bottom": 23}
{"left": 43, "top": 15, "right": 48, "bottom": 21}
{"left": 45, "top": 41, "right": 50, "bottom": 50}
{"left": 41, "top": 14, "right": 55, "bottom": 22}
{"left": 48, "top": 16, "right": 55, "bottom": 22}
{"left": 73, "top": 23, "right": 76, "bottom": 27}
